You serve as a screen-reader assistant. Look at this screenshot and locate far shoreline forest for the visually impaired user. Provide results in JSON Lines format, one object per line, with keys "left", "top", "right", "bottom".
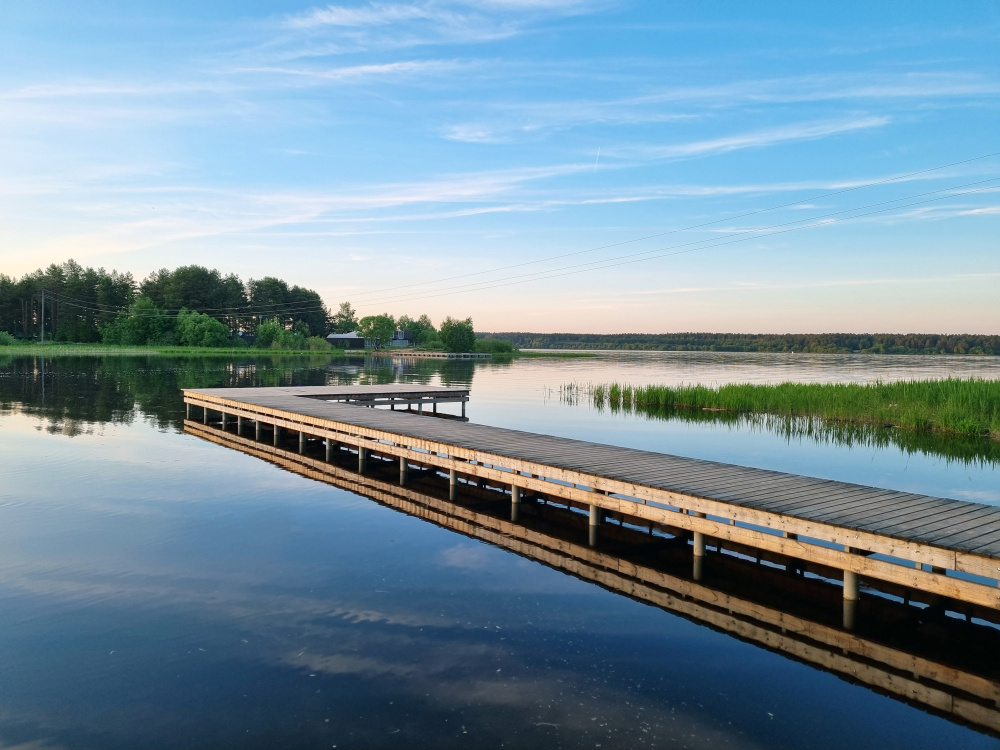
{"left": 0, "top": 260, "right": 495, "bottom": 353}
{"left": 480, "top": 331, "right": 1000, "bottom": 355}
{"left": 2, "top": 260, "right": 996, "bottom": 356}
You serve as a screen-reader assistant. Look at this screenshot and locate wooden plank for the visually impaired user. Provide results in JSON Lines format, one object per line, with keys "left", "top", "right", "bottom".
{"left": 765, "top": 489, "right": 909, "bottom": 518}
{"left": 938, "top": 525, "right": 1000, "bottom": 553}
{"left": 822, "top": 497, "right": 957, "bottom": 528}
{"left": 899, "top": 506, "right": 1000, "bottom": 540}
{"left": 885, "top": 508, "right": 998, "bottom": 543}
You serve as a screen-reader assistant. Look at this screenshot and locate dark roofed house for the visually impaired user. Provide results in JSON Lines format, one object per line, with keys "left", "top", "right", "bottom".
{"left": 326, "top": 331, "right": 366, "bottom": 349}
{"left": 389, "top": 330, "right": 413, "bottom": 347}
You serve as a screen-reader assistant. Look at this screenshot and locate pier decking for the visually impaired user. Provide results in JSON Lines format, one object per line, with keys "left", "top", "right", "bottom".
{"left": 182, "top": 385, "right": 1000, "bottom": 619}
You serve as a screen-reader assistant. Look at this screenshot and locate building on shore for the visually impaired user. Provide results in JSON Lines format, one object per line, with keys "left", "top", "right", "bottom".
{"left": 389, "top": 330, "right": 413, "bottom": 348}
{"left": 325, "top": 331, "right": 366, "bottom": 349}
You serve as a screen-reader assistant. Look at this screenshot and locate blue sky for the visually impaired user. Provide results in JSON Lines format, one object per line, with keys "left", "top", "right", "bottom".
{"left": 1, "top": 0, "right": 998, "bottom": 333}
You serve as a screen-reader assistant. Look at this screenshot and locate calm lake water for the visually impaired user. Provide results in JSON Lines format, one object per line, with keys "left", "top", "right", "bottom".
{"left": 1, "top": 351, "right": 999, "bottom": 749}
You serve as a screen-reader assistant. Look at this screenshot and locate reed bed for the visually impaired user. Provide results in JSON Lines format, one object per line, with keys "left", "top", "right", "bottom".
{"left": 573, "top": 378, "right": 1000, "bottom": 439}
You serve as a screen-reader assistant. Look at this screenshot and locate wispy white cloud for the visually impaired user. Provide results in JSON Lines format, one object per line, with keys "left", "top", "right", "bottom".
{"left": 231, "top": 59, "right": 463, "bottom": 83}
{"left": 271, "top": 0, "right": 598, "bottom": 58}
{"left": 435, "top": 71, "right": 996, "bottom": 144}
{"left": 0, "top": 161, "right": 592, "bottom": 263}
{"left": 634, "top": 272, "right": 1000, "bottom": 296}
{"left": 285, "top": 0, "right": 597, "bottom": 30}
{"left": 285, "top": 2, "right": 439, "bottom": 29}
{"left": 442, "top": 123, "right": 503, "bottom": 143}
{"left": 620, "top": 72, "right": 1000, "bottom": 108}
{"left": 627, "top": 116, "right": 891, "bottom": 160}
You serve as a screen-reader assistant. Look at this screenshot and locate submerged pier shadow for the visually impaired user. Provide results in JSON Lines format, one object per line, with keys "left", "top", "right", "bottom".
{"left": 186, "top": 419, "right": 1000, "bottom": 740}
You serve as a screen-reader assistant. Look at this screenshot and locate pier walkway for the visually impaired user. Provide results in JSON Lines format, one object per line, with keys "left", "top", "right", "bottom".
{"left": 182, "top": 385, "right": 1000, "bottom": 616}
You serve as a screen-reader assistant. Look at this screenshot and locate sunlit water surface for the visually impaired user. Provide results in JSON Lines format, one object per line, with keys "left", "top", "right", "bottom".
{"left": 1, "top": 351, "right": 999, "bottom": 749}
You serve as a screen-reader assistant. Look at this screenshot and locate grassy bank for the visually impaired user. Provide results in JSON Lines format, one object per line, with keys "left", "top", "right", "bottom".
{"left": 0, "top": 343, "right": 346, "bottom": 357}
{"left": 574, "top": 378, "right": 1000, "bottom": 439}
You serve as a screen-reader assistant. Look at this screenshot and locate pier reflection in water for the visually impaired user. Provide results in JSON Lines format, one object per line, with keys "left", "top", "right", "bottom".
{"left": 186, "top": 419, "right": 1000, "bottom": 739}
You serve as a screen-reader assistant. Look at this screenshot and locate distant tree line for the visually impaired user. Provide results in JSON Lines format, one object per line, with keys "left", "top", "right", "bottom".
{"left": 353, "top": 313, "right": 485, "bottom": 353}
{"left": 480, "top": 332, "right": 1000, "bottom": 355}
{"left": 0, "top": 259, "right": 484, "bottom": 352}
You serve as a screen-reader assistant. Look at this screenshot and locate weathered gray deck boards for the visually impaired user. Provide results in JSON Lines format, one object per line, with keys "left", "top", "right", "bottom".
{"left": 184, "top": 386, "right": 1000, "bottom": 561}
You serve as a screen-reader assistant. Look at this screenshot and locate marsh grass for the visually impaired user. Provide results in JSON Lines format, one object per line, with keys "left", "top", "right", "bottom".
{"left": 571, "top": 378, "right": 1000, "bottom": 440}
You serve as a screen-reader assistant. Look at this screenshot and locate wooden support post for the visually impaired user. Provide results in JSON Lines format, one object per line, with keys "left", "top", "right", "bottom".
{"left": 461, "top": 400, "right": 466, "bottom": 418}
{"left": 511, "top": 485, "right": 521, "bottom": 522}
{"left": 843, "top": 570, "right": 859, "bottom": 601}
{"left": 221, "top": 412, "right": 227, "bottom": 430}
{"left": 843, "top": 598, "right": 857, "bottom": 631}
{"left": 589, "top": 501, "right": 600, "bottom": 547}
{"left": 256, "top": 421, "right": 262, "bottom": 441}
{"left": 325, "top": 438, "right": 331, "bottom": 462}
{"left": 237, "top": 416, "right": 243, "bottom": 435}
{"left": 203, "top": 406, "right": 209, "bottom": 424}
{"left": 691, "top": 511, "right": 707, "bottom": 579}
{"left": 399, "top": 456, "right": 408, "bottom": 485}
{"left": 433, "top": 402, "right": 438, "bottom": 414}
{"left": 358, "top": 446, "right": 368, "bottom": 473}
{"left": 186, "top": 402, "right": 191, "bottom": 419}
{"left": 692, "top": 511, "right": 706, "bottom": 557}
{"left": 449, "top": 469, "right": 457, "bottom": 500}
{"left": 418, "top": 402, "right": 423, "bottom": 414}
{"left": 843, "top": 546, "right": 860, "bottom": 603}
{"left": 299, "top": 431, "right": 306, "bottom": 454}
{"left": 273, "top": 425, "right": 280, "bottom": 447}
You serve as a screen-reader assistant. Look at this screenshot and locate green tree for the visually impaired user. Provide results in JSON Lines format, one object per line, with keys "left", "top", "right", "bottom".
{"left": 255, "top": 318, "right": 284, "bottom": 348}
{"left": 398, "top": 313, "right": 438, "bottom": 346}
{"left": 357, "top": 313, "right": 395, "bottom": 349}
{"left": 331, "top": 302, "right": 358, "bottom": 334}
{"left": 254, "top": 318, "right": 307, "bottom": 349}
{"left": 101, "top": 296, "right": 173, "bottom": 345}
{"left": 439, "top": 316, "right": 475, "bottom": 353}
{"left": 287, "top": 285, "right": 329, "bottom": 337}
{"left": 176, "top": 309, "right": 229, "bottom": 347}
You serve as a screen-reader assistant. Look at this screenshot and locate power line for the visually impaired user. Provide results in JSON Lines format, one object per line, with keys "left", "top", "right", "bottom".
{"left": 45, "top": 150, "right": 1000, "bottom": 317}
{"left": 349, "top": 178, "right": 1000, "bottom": 308}
{"left": 48, "top": 180, "right": 999, "bottom": 317}
{"left": 351, "top": 182, "right": 1000, "bottom": 307}
{"left": 342, "top": 150, "right": 1000, "bottom": 301}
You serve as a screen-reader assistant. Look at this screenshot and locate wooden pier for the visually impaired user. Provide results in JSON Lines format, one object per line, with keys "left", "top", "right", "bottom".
{"left": 371, "top": 351, "right": 492, "bottom": 359}
{"left": 184, "top": 419, "right": 1000, "bottom": 737}
{"left": 182, "top": 385, "right": 1000, "bottom": 626}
